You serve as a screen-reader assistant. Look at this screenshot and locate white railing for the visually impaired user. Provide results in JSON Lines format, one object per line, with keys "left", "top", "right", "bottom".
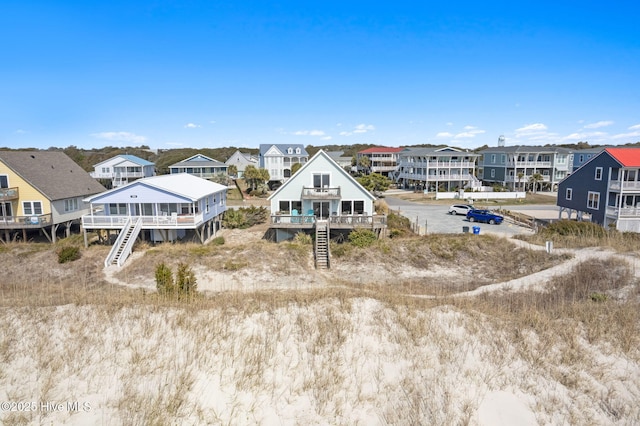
{"left": 105, "top": 217, "right": 131, "bottom": 267}
{"left": 609, "top": 181, "right": 640, "bottom": 191}
{"left": 398, "top": 161, "right": 475, "bottom": 168}
{"left": 397, "top": 172, "right": 474, "bottom": 181}
{"left": 83, "top": 213, "right": 204, "bottom": 229}
{"left": 606, "top": 206, "right": 640, "bottom": 218}
{"left": 505, "top": 161, "right": 552, "bottom": 167}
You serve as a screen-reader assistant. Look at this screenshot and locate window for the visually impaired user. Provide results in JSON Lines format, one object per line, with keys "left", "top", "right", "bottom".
{"left": 64, "top": 198, "right": 78, "bottom": 212}
{"left": 595, "top": 167, "right": 603, "bottom": 180}
{"left": 587, "top": 191, "right": 600, "bottom": 210}
{"left": 566, "top": 188, "right": 573, "bottom": 201}
{"left": 341, "top": 200, "right": 352, "bottom": 214}
{"left": 205, "top": 196, "right": 210, "bottom": 213}
{"left": 557, "top": 155, "right": 566, "bottom": 164}
{"left": 296, "top": 147, "right": 301, "bottom": 154}
{"left": 312, "top": 173, "right": 330, "bottom": 188}
{"left": 501, "top": 154, "right": 506, "bottom": 164}
{"left": 579, "top": 155, "right": 584, "bottom": 163}
{"left": 491, "top": 154, "right": 496, "bottom": 164}
{"left": 108, "top": 203, "right": 127, "bottom": 215}
{"left": 23, "top": 201, "right": 43, "bottom": 215}
{"left": 287, "top": 147, "right": 293, "bottom": 154}
{"left": 0, "top": 175, "right": 9, "bottom": 188}
{"left": 490, "top": 169, "right": 495, "bottom": 178}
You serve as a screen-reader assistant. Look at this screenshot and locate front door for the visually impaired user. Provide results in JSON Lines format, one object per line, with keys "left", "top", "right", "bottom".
{"left": 313, "top": 201, "right": 330, "bottom": 220}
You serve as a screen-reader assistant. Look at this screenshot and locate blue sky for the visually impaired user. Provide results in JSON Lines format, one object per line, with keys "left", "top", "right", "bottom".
{"left": 2, "top": 1, "right": 639, "bottom": 150}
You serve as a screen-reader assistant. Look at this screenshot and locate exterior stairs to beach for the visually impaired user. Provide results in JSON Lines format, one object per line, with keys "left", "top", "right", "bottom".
{"left": 315, "top": 220, "right": 330, "bottom": 269}
{"left": 105, "top": 217, "right": 142, "bottom": 267}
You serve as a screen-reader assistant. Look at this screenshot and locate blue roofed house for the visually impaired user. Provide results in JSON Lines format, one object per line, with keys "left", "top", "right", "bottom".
{"left": 90, "top": 154, "right": 155, "bottom": 188}
{"left": 259, "top": 144, "right": 308, "bottom": 185}
{"left": 82, "top": 174, "right": 227, "bottom": 266}
{"left": 557, "top": 147, "right": 640, "bottom": 232}
{"left": 267, "top": 150, "right": 386, "bottom": 258}
{"left": 169, "top": 154, "right": 228, "bottom": 178}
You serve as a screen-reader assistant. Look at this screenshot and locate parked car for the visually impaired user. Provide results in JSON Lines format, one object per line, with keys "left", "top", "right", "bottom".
{"left": 466, "top": 209, "right": 504, "bottom": 225}
{"left": 448, "top": 204, "right": 475, "bottom": 215}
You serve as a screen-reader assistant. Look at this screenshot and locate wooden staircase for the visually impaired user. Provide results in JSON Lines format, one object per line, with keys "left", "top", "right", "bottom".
{"left": 104, "top": 218, "right": 142, "bottom": 267}
{"left": 315, "top": 220, "right": 330, "bottom": 269}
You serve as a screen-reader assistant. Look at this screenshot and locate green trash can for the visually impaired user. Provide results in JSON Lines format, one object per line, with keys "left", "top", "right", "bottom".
{"left": 472, "top": 226, "right": 480, "bottom": 235}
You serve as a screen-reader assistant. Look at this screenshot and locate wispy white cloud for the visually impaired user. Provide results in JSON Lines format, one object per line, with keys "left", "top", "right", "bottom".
{"left": 340, "top": 123, "right": 375, "bottom": 136}
{"left": 563, "top": 131, "right": 608, "bottom": 141}
{"left": 14, "top": 129, "right": 27, "bottom": 134}
{"left": 584, "top": 120, "right": 614, "bottom": 129}
{"left": 91, "top": 132, "right": 147, "bottom": 143}
{"left": 184, "top": 123, "right": 201, "bottom": 129}
{"left": 629, "top": 124, "right": 640, "bottom": 130}
{"left": 293, "top": 129, "right": 326, "bottom": 136}
{"left": 320, "top": 136, "right": 333, "bottom": 141}
{"left": 436, "top": 132, "right": 454, "bottom": 138}
{"left": 612, "top": 130, "right": 640, "bottom": 140}
{"left": 515, "top": 123, "right": 548, "bottom": 135}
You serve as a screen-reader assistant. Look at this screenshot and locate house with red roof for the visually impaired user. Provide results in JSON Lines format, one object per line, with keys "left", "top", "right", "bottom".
{"left": 557, "top": 147, "right": 640, "bottom": 232}
{"left": 356, "top": 147, "right": 404, "bottom": 177}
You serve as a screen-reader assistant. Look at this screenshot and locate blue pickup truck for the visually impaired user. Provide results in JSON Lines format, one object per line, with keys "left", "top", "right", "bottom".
{"left": 466, "top": 209, "right": 504, "bottom": 225}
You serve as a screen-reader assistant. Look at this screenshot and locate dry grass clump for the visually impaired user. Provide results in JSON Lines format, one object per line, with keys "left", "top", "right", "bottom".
{"left": 517, "top": 219, "right": 640, "bottom": 251}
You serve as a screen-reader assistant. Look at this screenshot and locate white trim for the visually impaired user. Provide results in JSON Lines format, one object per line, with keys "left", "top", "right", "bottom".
{"left": 587, "top": 191, "right": 600, "bottom": 210}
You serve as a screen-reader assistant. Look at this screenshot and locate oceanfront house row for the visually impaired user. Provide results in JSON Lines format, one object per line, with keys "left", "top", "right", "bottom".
{"left": 480, "top": 146, "right": 573, "bottom": 191}
{"left": 259, "top": 144, "right": 309, "bottom": 186}
{"left": 169, "top": 154, "right": 228, "bottom": 178}
{"left": 267, "top": 150, "right": 386, "bottom": 245}
{"left": 0, "top": 150, "right": 106, "bottom": 243}
{"left": 89, "top": 154, "right": 155, "bottom": 188}
{"left": 225, "top": 150, "right": 258, "bottom": 178}
{"left": 557, "top": 147, "right": 640, "bottom": 233}
{"left": 395, "top": 146, "right": 481, "bottom": 192}
{"left": 82, "top": 174, "right": 227, "bottom": 266}
{"left": 356, "top": 147, "right": 403, "bottom": 177}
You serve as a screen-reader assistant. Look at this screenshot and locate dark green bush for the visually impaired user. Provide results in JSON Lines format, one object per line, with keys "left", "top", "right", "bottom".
{"left": 155, "top": 262, "right": 175, "bottom": 295}
{"left": 348, "top": 229, "right": 377, "bottom": 248}
{"left": 56, "top": 246, "right": 81, "bottom": 263}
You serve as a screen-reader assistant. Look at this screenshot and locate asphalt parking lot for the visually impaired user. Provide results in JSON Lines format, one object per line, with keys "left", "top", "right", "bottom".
{"left": 384, "top": 195, "right": 537, "bottom": 237}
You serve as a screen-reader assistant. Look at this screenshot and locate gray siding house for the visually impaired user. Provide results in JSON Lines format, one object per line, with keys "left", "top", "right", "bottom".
{"left": 480, "top": 146, "right": 573, "bottom": 191}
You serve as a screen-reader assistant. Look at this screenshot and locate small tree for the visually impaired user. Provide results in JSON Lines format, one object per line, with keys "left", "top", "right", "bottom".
{"left": 529, "top": 173, "right": 543, "bottom": 193}
{"left": 227, "top": 164, "right": 238, "bottom": 177}
{"left": 357, "top": 155, "right": 371, "bottom": 173}
{"left": 291, "top": 162, "right": 302, "bottom": 175}
{"left": 357, "top": 173, "right": 392, "bottom": 193}
{"left": 175, "top": 262, "right": 197, "bottom": 297}
{"left": 155, "top": 262, "right": 174, "bottom": 295}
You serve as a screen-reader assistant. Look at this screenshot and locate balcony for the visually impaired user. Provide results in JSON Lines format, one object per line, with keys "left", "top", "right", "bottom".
{"left": 0, "top": 187, "right": 19, "bottom": 201}
{"left": 506, "top": 161, "right": 552, "bottom": 168}
{"left": 609, "top": 181, "right": 640, "bottom": 192}
{"left": 301, "top": 187, "right": 341, "bottom": 200}
{"left": 270, "top": 213, "right": 386, "bottom": 230}
{"left": 0, "top": 213, "right": 52, "bottom": 229}
{"left": 606, "top": 206, "right": 640, "bottom": 218}
{"left": 82, "top": 213, "right": 205, "bottom": 229}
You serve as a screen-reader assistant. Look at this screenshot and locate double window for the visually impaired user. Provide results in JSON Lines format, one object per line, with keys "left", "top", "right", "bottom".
{"left": 312, "top": 173, "right": 330, "bottom": 188}
{"left": 23, "top": 201, "right": 43, "bottom": 215}
{"left": 64, "top": 198, "right": 78, "bottom": 212}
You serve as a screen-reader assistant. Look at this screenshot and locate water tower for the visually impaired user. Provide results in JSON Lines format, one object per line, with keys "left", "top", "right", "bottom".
{"left": 498, "top": 135, "right": 505, "bottom": 147}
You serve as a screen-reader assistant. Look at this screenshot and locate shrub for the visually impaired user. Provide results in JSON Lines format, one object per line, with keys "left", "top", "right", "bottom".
{"left": 348, "top": 229, "right": 377, "bottom": 248}
{"left": 293, "top": 232, "right": 312, "bottom": 245}
{"left": 540, "top": 220, "right": 606, "bottom": 238}
{"left": 223, "top": 209, "right": 249, "bottom": 229}
{"left": 155, "top": 262, "right": 175, "bottom": 295}
{"left": 56, "top": 245, "right": 81, "bottom": 263}
{"left": 222, "top": 206, "right": 269, "bottom": 229}
{"left": 175, "top": 262, "right": 197, "bottom": 297}
{"left": 211, "top": 236, "right": 225, "bottom": 245}
{"left": 387, "top": 212, "right": 412, "bottom": 238}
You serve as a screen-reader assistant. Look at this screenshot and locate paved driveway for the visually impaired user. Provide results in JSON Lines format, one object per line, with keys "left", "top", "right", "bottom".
{"left": 384, "top": 196, "right": 536, "bottom": 237}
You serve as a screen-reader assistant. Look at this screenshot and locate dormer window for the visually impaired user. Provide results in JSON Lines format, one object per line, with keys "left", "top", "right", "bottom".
{"left": 287, "top": 148, "right": 293, "bottom": 154}
{"left": 296, "top": 147, "right": 301, "bottom": 154}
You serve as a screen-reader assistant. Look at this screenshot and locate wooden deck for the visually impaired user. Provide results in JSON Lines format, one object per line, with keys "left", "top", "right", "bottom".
{"left": 270, "top": 214, "right": 386, "bottom": 230}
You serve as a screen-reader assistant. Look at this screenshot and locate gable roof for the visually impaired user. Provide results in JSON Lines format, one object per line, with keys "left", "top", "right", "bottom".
{"left": 93, "top": 154, "right": 154, "bottom": 168}
{"left": 170, "top": 154, "right": 226, "bottom": 168}
{"left": 85, "top": 173, "right": 226, "bottom": 203}
{"left": 267, "top": 150, "right": 375, "bottom": 201}
{"left": 0, "top": 150, "right": 106, "bottom": 201}
{"left": 605, "top": 147, "right": 640, "bottom": 167}
{"left": 358, "top": 147, "right": 404, "bottom": 154}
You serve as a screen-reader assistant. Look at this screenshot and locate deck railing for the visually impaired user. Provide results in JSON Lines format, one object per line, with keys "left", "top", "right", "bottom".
{"left": 301, "top": 187, "right": 341, "bottom": 199}
{"left": 0, "top": 187, "right": 19, "bottom": 201}
{"left": 270, "top": 214, "right": 386, "bottom": 227}
{"left": 82, "top": 213, "right": 204, "bottom": 229}
{"left": 609, "top": 181, "right": 640, "bottom": 191}
{"left": 0, "top": 213, "right": 52, "bottom": 229}
{"left": 606, "top": 206, "right": 640, "bottom": 218}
